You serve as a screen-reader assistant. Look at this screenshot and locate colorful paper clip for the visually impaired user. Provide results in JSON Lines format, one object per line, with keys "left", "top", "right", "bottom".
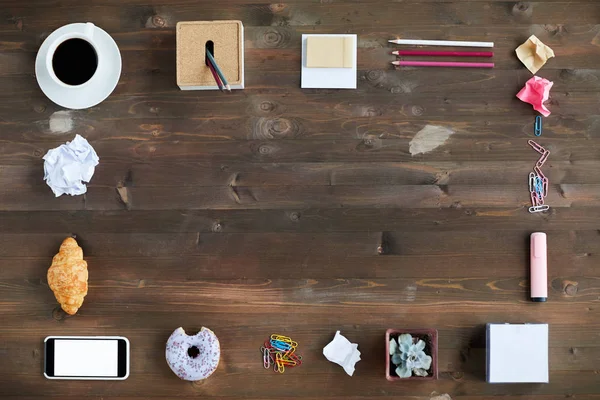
{"left": 534, "top": 116, "right": 542, "bottom": 136}
{"left": 270, "top": 340, "right": 292, "bottom": 351}
{"left": 261, "top": 334, "right": 302, "bottom": 374}
{"left": 528, "top": 140, "right": 550, "bottom": 213}
{"left": 263, "top": 347, "right": 271, "bottom": 369}
{"left": 275, "top": 353, "right": 285, "bottom": 373}
{"left": 271, "top": 334, "right": 298, "bottom": 347}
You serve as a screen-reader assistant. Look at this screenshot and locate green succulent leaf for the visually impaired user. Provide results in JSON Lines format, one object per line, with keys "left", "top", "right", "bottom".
{"left": 391, "top": 353, "right": 403, "bottom": 366}
{"left": 395, "top": 363, "right": 412, "bottom": 378}
{"left": 420, "top": 354, "right": 432, "bottom": 370}
{"left": 398, "top": 334, "right": 412, "bottom": 353}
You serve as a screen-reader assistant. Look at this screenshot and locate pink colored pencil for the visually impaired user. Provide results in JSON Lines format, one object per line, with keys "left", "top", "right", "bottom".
{"left": 392, "top": 60, "right": 494, "bottom": 68}
{"left": 392, "top": 50, "right": 493, "bottom": 57}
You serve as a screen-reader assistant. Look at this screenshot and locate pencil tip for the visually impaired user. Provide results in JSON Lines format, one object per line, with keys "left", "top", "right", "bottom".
{"left": 226, "top": 85, "right": 232, "bottom": 92}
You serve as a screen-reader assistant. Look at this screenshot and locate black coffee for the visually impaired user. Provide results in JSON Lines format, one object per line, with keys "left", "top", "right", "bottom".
{"left": 52, "top": 38, "right": 98, "bottom": 86}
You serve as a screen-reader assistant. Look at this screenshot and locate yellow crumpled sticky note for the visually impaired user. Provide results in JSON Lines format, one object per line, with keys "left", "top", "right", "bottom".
{"left": 515, "top": 35, "right": 555, "bottom": 74}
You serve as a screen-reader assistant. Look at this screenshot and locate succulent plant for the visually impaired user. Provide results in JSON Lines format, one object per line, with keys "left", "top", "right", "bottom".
{"left": 389, "top": 333, "right": 432, "bottom": 378}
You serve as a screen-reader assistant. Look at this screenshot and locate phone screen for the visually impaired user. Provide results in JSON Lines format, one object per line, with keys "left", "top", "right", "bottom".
{"left": 45, "top": 337, "right": 128, "bottom": 379}
{"left": 55, "top": 339, "right": 118, "bottom": 376}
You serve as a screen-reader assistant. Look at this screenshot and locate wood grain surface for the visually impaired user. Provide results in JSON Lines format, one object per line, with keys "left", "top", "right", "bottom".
{"left": 1, "top": 0, "right": 600, "bottom": 399}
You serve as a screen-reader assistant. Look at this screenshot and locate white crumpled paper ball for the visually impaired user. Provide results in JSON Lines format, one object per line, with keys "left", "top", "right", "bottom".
{"left": 43, "top": 134, "right": 100, "bottom": 197}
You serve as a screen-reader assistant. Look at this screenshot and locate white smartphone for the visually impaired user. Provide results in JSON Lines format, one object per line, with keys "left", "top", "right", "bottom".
{"left": 44, "top": 336, "right": 130, "bottom": 380}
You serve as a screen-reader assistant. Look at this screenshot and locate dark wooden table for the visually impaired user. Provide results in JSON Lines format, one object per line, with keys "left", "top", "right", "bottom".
{"left": 2, "top": 0, "right": 600, "bottom": 399}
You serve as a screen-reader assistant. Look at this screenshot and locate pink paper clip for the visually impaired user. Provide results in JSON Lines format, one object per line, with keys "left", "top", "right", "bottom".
{"left": 528, "top": 140, "right": 546, "bottom": 154}
{"left": 536, "top": 151, "right": 550, "bottom": 168}
{"left": 263, "top": 347, "right": 271, "bottom": 369}
{"left": 530, "top": 191, "right": 539, "bottom": 207}
{"left": 535, "top": 189, "right": 544, "bottom": 203}
{"left": 534, "top": 166, "right": 546, "bottom": 181}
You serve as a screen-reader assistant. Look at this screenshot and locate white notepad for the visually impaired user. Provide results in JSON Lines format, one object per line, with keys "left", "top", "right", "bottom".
{"left": 487, "top": 323, "right": 549, "bottom": 383}
{"left": 301, "top": 34, "right": 357, "bottom": 89}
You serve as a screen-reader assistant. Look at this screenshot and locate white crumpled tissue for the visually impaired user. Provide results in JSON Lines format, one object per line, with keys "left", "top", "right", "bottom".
{"left": 323, "top": 330, "right": 361, "bottom": 376}
{"left": 43, "top": 134, "right": 99, "bottom": 197}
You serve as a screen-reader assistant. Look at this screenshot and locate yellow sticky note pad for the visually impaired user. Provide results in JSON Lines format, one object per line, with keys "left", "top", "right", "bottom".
{"left": 306, "top": 36, "right": 354, "bottom": 68}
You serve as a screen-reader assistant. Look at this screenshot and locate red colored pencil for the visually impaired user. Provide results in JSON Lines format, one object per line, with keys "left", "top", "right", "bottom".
{"left": 206, "top": 59, "right": 223, "bottom": 91}
{"left": 392, "top": 50, "right": 493, "bottom": 58}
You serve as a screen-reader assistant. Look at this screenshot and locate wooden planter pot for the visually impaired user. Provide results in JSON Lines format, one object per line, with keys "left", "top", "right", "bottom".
{"left": 385, "top": 328, "right": 438, "bottom": 381}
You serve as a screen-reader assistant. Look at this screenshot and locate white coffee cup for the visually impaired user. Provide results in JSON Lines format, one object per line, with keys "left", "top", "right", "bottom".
{"left": 36, "top": 22, "right": 122, "bottom": 110}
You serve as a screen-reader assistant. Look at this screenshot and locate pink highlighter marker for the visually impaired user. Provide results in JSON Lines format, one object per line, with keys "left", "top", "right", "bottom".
{"left": 530, "top": 232, "right": 548, "bottom": 302}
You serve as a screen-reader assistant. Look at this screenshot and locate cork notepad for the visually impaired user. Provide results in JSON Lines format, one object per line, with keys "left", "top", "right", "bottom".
{"left": 306, "top": 36, "right": 354, "bottom": 68}
{"left": 176, "top": 20, "right": 244, "bottom": 90}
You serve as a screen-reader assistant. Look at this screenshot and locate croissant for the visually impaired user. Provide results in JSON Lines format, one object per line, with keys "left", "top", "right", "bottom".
{"left": 47, "top": 238, "right": 88, "bottom": 315}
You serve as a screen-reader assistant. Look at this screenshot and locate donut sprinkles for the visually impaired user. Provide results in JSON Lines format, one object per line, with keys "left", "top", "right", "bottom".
{"left": 166, "top": 327, "right": 220, "bottom": 381}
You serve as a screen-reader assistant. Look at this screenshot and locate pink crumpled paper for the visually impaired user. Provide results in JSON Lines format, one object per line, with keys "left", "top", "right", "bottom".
{"left": 516, "top": 76, "right": 554, "bottom": 117}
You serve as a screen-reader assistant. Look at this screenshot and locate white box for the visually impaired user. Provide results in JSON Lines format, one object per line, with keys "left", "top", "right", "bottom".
{"left": 486, "top": 323, "right": 549, "bottom": 383}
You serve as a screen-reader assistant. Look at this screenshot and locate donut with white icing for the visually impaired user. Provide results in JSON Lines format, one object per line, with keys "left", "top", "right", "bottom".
{"left": 166, "top": 327, "right": 220, "bottom": 381}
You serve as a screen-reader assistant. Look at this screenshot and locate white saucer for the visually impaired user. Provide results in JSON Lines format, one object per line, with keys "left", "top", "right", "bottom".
{"left": 35, "top": 23, "right": 122, "bottom": 110}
